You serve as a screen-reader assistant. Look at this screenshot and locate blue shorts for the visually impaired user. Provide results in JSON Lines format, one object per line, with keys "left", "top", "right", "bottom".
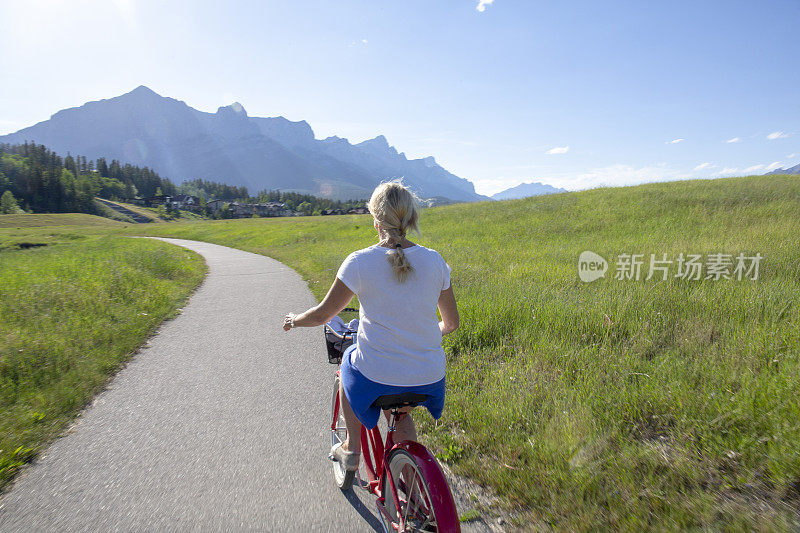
{"left": 339, "top": 344, "right": 446, "bottom": 429}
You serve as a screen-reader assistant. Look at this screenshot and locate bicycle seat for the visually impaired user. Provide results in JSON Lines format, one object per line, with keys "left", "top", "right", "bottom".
{"left": 372, "top": 392, "right": 428, "bottom": 410}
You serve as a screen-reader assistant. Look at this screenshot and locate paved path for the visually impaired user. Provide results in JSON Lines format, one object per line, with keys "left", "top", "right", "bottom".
{"left": 0, "top": 238, "right": 490, "bottom": 532}
{"left": 0, "top": 239, "right": 384, "bottom": 532}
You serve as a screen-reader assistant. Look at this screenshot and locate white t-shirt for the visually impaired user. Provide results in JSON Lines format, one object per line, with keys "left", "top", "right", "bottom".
{"left": 336, "top": 244, "right": 451, "bottom": 386}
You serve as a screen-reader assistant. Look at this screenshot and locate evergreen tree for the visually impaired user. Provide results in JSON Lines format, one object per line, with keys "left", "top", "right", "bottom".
{"left": 1, "top": 190, "right": 20, "bottom": 214}
{"left": 64, "top": 153, "right": 77, "bottom": 175}
{"left": 96, "top": 157, "right": 109, "bottom": 176}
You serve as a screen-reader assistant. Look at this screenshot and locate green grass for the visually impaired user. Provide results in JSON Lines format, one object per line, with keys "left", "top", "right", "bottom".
{"left": 0, "top": 233, "right": 206, "bottom": 489}
{"left": 459, "top": 509, "right": 482, "bottom": 522}
{"left": 129, "top": 174, "right": 800, "bottom": 530}
{"left": 0, "top": 213, "right": 126, "bottom": 228}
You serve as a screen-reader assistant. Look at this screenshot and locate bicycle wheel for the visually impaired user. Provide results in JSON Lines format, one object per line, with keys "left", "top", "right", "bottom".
{"left": 382, "top": 447, "right": 455, "bottom": 532}
{"left": 330, "top": 374, "right": 356, "bottom": 490}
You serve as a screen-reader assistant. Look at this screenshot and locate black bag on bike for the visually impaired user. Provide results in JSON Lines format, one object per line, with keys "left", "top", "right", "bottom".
{"left": 324, "top": 324, "right": 356, "bottom": 364}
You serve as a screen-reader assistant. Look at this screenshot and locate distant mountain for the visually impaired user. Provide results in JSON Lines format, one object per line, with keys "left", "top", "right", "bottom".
{"left": 491, "top": 181, "right": 566, "bottom": 200}
{"left": 765, "top": 163, "right": 800, "bottom": 176}
{"left": 0, "top": 86, "right": 489, "bottom": 203}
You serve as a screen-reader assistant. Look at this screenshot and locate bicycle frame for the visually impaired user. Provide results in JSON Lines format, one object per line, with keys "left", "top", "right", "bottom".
{"left": 331, "top": 370, "right": 460, "bottom": 532}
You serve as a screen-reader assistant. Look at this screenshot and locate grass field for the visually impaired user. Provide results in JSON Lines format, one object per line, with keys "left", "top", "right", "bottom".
{"left": 0, "top": 213, "right": 126, "bottom": 229}
{"left": 0, "top": 232, "right": 206, "bottom": 490}
{"left": 130, "top": 175, "right": 800, "bottom": 530}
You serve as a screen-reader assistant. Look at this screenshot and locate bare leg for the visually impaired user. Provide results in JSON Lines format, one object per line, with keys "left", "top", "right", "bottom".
{"left": 384, "top": 407, "right": 418, "bottom": 444}
{"left": 385, "top": 409, "right": 418, "bottom": 488}
{"left": 339, "top": 380, "right": 362, "bottom": 454}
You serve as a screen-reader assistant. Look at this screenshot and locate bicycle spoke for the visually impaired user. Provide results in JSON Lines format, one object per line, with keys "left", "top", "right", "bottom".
{"left": 384, "top": 449, "right": 450, "bottom": 532}
{"left": 402, "top": 468, "right": 418, "bottom": 525}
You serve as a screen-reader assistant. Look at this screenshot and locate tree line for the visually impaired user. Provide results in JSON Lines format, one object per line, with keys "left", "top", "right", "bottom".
{"left": 177, "top": 178, "right": 248, "bottom": 201}
{"left": 0, "top": 142, "right": 367, "bottom": 217}
{"left": 252, "top": 189, "right": 365, "bottom": 215}
{"left": 0, "top": 142, "right": 178, "bottom": 214}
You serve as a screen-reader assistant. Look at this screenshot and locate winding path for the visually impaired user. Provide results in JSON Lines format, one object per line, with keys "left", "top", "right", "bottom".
{"left": 0, "top": 239, "right": 486, "bottom": 532}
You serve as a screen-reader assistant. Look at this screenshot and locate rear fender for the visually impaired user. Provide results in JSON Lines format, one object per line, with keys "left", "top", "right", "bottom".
{"left": 391, "top": 441, "right": 461, "bottom": 533}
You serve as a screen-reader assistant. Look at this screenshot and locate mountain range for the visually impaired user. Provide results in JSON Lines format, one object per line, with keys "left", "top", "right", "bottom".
{"left": 765, "top": 163, "right": 800, "bottom": 176}
{"left": 0, "top": 86, "right": 489, "bottom": 203}
{"left": 491, "top": 181, "right": 566, "bottom": 200}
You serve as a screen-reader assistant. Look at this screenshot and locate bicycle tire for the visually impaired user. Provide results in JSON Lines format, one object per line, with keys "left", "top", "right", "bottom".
{"left": 331, "top": 374, "right": 356, "bottom": 490}
{"left": 381, "top": 446, "right": 460, "bottom": 532}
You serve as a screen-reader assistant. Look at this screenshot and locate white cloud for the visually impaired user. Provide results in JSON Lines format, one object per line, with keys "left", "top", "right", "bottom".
{"left": 787, "top": 153, "right": 798, "bottom": 159}
{"left": 476, "top": 0, "right": 494, "bottom": 12}
{"left": 726, "top": 137, "right": 741, "bottom": 143}
{"left": 666, "top": 138, "right": 684, "bottom": 144}
{"left": 694, "top": 162, "right": 714, "bottom": 171}
{"left": 718, "top": 162, "right": 783, "bottom": 176}
{"left": 569, "top": 164, "right": 681, "bottom": 189}
{"left": 767, "top": 131, "right": 789, "bottom": 140}
{"left": 546, "top": 146, "right": 569, "bottom": 155}
{"left": 717, "top": 167, "right": 740, "bottom": 176}
{"left": 362, "top": 39, "right": 368, "bottom": 44}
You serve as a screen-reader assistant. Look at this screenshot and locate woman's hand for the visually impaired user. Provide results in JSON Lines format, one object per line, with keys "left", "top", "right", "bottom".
{"left": 282, "top": 278, "right": 355, "bottom": 331}
{"left": 283, "top": 313, "right": 297, "bottom": 331}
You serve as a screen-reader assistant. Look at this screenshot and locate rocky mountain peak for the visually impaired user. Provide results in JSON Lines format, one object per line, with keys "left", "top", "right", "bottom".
{"left": 216, "top": 102, "right": 248, "bottom": 117}
{"left": 422, "top": 156, "right": 437, "bottom": 168}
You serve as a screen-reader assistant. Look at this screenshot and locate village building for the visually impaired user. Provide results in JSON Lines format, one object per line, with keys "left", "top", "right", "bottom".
{"left": 141, "top": 195, "right": 171, "bottom": 207}
{"left": 228, "top": 201, "right": 293, "bottom": 218}
{"left": 170, "top": 194, "right": 201, "bottom": 211}
{"left": 206, "top": 199, "right": 226, "bottom": 214}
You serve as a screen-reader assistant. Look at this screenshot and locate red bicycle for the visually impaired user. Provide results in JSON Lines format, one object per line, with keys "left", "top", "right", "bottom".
{"left": 330, "top": 371, "right": 461, "bottom": 532}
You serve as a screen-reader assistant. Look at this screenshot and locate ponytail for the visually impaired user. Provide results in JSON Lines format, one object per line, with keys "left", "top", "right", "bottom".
{"left": 388, "top": 236, "right": 413, "bottom": 283}
{"left": 367, "top": 180, "right": 420, "bottom": 283}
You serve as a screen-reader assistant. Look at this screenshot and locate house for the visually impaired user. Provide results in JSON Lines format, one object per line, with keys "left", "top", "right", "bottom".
{"left": 170, "top": 194, "right": 201, "bottom": 211}
{"left": 266, "top": 202, "right": 294, "bottom": 217}
{"left": 142, "top": 195, "right": 170, "bottom": 207}
{"left": 346, "top": 207, "right": 369, "bottom": 215}
{"left": 206, "top": 199, "right": 226, "bottom": 213}
{"left": 229, "top": 202, "right": 293, "bottom": 218}
{"left": 321, "top": 208, "right": 346, "bottom": 216}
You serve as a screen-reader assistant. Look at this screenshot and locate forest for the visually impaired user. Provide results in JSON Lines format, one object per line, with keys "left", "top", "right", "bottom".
{"left": 0, "top": 143, "right": 367, "bottom": 217}
{"left": 0, "top": 143, "right": 176, "bottom": 214}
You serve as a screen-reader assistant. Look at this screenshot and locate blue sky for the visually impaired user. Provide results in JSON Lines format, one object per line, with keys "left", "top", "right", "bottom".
{"left": 1, "top": 0, "right": 798, "bottom": 195}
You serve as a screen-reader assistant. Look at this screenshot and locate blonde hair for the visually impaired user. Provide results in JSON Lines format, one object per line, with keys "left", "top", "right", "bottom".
{"left": 367, "top": 180, "right": 420, "bottom": 283}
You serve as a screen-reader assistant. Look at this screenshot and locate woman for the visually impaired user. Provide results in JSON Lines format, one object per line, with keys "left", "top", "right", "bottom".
{"left": 282, "top": 180, "right": 459, "bottom": 471}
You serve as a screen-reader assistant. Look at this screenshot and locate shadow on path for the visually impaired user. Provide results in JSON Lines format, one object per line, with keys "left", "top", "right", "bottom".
{"left": 342, "top": 486, "right": 384, "bottom": 532}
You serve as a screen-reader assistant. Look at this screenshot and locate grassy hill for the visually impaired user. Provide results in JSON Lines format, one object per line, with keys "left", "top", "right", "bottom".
{"left": 132, "top": 174, "right": 800, "bottom": 530}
